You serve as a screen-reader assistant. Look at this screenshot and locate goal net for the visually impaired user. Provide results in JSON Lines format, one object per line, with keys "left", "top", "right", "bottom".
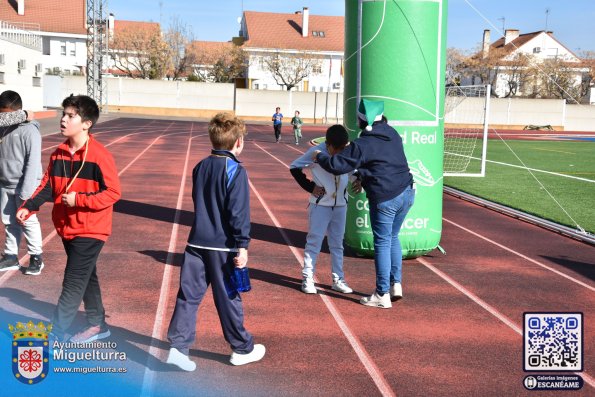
{"left": 443, "top": 84, "right": 491, "bottom": 177}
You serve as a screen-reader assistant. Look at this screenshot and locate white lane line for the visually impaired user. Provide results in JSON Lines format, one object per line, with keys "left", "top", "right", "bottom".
{"left": 250, "top": 142, "right": 396, "bottom": 397}
{"left": 443, "top": 218, "right": 595, "bottom": 292}
{"left": 0, "top": 123, "right": 186, "bottom": 288}
{"left": 140, "top": 125, "right": 199, "bottom": 397}
{"left": 417, "top": 256, "right": 594, "bottom": 389}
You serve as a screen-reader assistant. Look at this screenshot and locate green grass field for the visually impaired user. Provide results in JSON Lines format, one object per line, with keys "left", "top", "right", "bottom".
{"left": 444, "top": 139, "right": 595, "bottom": 234}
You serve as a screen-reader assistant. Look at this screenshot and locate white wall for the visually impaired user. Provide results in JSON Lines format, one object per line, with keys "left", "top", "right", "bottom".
{"left": 490, "top": 98, "right": 565, "bottom": 126}
{"left": 0, "top": 39, "right": 44, "bottom": 110}
{"left": 46, "top": 77, "right": 595, "bottom": 131}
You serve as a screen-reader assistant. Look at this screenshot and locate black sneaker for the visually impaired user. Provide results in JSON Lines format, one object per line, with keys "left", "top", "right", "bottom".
{"left": 0, "top": 254, "right": 19, "bottom": 271}
{"left": 24, "top": 255, "right": 44, "bottom": 275}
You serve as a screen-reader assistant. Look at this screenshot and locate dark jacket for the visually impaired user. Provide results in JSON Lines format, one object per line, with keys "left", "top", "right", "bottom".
{"left": 187, "top": 150, "right": 250, "bottom": 250}
{"left": 316, "top": 121, "right": 412, "bottom": 204}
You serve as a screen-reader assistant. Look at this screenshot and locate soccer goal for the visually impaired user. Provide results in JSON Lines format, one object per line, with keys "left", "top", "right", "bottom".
{"left": 443, "top": 84, "right": 491, "bottom": 177}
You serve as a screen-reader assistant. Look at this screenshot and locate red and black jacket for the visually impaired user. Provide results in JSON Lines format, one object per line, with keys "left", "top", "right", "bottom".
{"left": 22, "top": 135, "right": 121, "bottom": 241}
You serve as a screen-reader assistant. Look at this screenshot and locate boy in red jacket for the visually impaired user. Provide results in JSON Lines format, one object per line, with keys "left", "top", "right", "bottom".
{"left": 17, "top": 95, "right": 121, "bottom": 342}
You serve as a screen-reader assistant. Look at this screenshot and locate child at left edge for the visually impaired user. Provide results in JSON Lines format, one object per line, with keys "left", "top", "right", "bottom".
{"left": 17, "top": 95, "right": 121, "bottom": 343}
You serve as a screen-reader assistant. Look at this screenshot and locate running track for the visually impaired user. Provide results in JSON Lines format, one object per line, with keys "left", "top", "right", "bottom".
{"left": 0, "top": 118, "right": 592, "bottom": 397}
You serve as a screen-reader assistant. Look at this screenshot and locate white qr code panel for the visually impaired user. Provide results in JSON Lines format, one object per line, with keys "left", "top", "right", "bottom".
{"left": 524, "top": 313, "right": 583, "bottom": 371}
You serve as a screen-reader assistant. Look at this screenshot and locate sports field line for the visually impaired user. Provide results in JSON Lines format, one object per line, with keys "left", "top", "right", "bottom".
{"left": 444, "top": 152, "right": 595, "bottom": 183}
{"left": 0, "top": 124, "right": 189, "bottom": 287}
{"left": 443, "top": 218, "right": 595, "bottom": 292}
{"left": 533, "top": 147, "right": 575, "bottom": 155}
{"left": 141, "top": 124, "right": 197, "bottom": 397}
{"left": 269, "top": 142, "right": 593, "bottom": 291}
{"left": 251, "top": 141, "right": 396, "bottom": 397}
{"left": 417, "top": 257, "right": 595, "bottom": 389}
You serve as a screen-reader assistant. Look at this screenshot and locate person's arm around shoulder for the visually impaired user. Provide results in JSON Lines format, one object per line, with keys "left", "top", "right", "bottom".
{"left": 314, "top": 141, "right": 362, "bottom": 175}
{"left": 0, "top": 110, "right": 28, "bottom": 127}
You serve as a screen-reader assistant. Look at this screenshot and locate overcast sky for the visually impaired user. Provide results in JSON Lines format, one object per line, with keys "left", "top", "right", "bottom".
{"left": 110, "top": 0, "right": 595, "bottom": 53}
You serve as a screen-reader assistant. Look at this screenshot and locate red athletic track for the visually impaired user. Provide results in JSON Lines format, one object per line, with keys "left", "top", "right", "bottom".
{"left": 0, "top": 118, "right": 592, "bottom": 397}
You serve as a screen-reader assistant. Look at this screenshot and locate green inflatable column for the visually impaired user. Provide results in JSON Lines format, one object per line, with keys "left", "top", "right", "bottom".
{"left": 343, "top": 0, "right": 448, "bottom": 257}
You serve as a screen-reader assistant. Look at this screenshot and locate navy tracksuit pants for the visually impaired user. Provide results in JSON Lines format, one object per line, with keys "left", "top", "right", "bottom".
{"left": 167, "top": 246, "right": 254, "bottom": 354}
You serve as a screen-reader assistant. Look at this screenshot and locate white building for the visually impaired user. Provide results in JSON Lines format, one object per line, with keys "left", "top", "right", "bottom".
{"left": 238, "top": 8, "right": 344, "bottom": 92}
{"left": 479, "top": 29, "right": 587, "bottom": 98}
{"left": 0, "top": 0, "right": 87, "bottom": 76}
{"left": 0, "top": 21, "right": 43, "bottom": 109}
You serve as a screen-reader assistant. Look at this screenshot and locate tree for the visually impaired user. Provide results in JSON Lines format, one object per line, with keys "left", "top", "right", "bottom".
{"left": 109, "top": 22, "right": 171, "bottom": 79}
{"left": 185, "top": 42, "right": 247, "bottom": 83}
{"left": 164, "top": 17, "right": 194, "bottom": 80}
{"left": 260, "top": 51, "right": 322, "bottom": 91}
{"left": 446, "top": 47, "right": 468, "bottom": 86}
{"left": 498, "top": 53, "right": 534, "bottom": 97}
{"left": 527, "top": 58, "right": 590, "bottom": 103}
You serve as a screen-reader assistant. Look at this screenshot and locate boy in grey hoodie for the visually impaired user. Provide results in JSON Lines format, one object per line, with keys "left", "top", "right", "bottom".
{"left": 0, "top": 90, "right": 44, "bottom": 275}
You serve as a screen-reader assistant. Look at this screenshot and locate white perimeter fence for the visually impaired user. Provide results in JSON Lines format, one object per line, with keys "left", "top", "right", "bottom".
{"left": 40, "top": 76, "right": 595, "bottom": 131}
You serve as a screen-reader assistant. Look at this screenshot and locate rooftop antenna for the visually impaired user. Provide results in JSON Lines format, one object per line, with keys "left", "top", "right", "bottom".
{"left": 497, "top": 16, "right": 505, "bottom": 35}
{"left": 159, "top": 0, "right": 163, "bottom": 25}
{"left": 545, "top": 8, "right": 550, "bottom": 31}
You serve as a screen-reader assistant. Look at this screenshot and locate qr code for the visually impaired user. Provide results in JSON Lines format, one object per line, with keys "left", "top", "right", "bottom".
{"left": 524, "top": 313, "right": 583, "bottom": 371}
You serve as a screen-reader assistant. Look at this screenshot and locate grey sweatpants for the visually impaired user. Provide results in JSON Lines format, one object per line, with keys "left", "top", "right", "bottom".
{"left": 167, "top": 246, "right": 254, "bottom": 354}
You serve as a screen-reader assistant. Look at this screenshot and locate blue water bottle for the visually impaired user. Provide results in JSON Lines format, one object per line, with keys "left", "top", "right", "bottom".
{"left": 234, "top": 267, "right": 251, "bottom": 293}
{"left": 225, "top": 267, "right": 251, "bottom": 298}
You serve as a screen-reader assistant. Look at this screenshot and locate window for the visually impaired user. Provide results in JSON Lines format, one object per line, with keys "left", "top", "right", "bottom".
{"left": 312, "top": 31, "right": 318, "bottom": 37}
{"left": 32, "top": 77, "right": 41, "bottom": 87}
{"left": 70, "top": 47, "right": 76, "bottom": 57}
{"left": 0, "top": 54, "right": 4, "bottom": 65}
{"left": 312, "top": 65, "right": 322, "bottom": 74}
{"left": 319, "top": 32, "right": 325, "bottom": 37}
{"left": 0, "top": 72, "right": 5, "bottom": 84}
{"left": 60, "top": 42, "right": 66, "bottom": 56}
{"left": 254, "top": 83, "right": 259, "bottom": 90}
{"left": 311, "top": 31, "right": 325, "bottom": 37}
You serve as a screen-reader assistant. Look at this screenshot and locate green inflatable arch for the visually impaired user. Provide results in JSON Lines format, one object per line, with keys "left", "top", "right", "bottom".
{"left": 343, "top": 0, "right": 448, "bottom": 258}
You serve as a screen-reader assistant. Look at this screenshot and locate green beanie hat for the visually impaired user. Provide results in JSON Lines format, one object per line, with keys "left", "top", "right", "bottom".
{"left": 357, "top": 98, "right": 384, "bottom": 131}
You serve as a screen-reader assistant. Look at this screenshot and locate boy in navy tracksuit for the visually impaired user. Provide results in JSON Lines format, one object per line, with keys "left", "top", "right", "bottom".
{"left": 166, "top": 113, "right": 265, "bottom": 371}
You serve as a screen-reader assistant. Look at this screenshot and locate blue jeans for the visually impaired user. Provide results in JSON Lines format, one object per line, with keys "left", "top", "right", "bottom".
{"left": 368, "top": 186, "right": 415, "bottom": 294}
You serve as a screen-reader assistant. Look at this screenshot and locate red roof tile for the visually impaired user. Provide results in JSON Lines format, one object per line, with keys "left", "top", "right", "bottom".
{"left": 243, "top": 11, "right": 344, "bottom": 52}
{"left": 113, "top": 20, "right": 160, "bottom": 37}
{"left": 187, "top": 41, "right": 234, "bottom": 64}
{"left": 0, "top": 0, "right": 86, "bottom": 35}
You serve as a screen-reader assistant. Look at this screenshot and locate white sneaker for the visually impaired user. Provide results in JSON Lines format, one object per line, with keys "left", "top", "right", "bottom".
{"left": 360, "top": 291, "right": 392, "bottom": 309}
{"left": 166, "top": 347, "right": 196, "bottom": 371}
{"left": 230, "top": 344, "right": 266, "bottom": 366}
{"left": 390, "top": 283, "right": 403, "bottom": 301}
{"left": 331, "top": 274, "right": 353, "bottom": 294}
{"left": 301, "top": 277, "right": 317, "bottom": 294}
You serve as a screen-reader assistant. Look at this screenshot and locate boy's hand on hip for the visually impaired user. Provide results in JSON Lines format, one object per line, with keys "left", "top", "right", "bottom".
{"left": 312, "top": 185, "right": 325, "bottom": 198}
{"left": 62, "top": 192, "right": 76, "bottom": 207}
{"left": 16, "top": 208, "right": 30, "bottom": 225}
{"left": 234, "top": 248, "right": 248, "bottom": 268}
